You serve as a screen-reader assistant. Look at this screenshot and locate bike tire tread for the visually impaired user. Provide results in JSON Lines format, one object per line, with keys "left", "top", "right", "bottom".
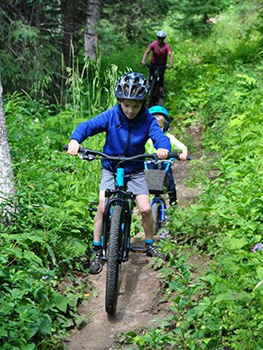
{"left": 105, "top": 205, "right": 122, "bottom": 316}
{"left": 152, "top": 202, "right": 162, "bottom": 235}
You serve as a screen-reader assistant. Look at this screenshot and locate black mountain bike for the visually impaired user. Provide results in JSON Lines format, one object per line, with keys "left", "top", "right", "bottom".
{"left": 64, "top": 146, "right": 177, "bottom": 316}
{"left": 147, "top": 64, "right": 167, "bottom": 107}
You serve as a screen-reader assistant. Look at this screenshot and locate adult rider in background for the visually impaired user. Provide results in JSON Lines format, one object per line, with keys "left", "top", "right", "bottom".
{"left": 141, "top": 30, "right": 173, "bottom": 98}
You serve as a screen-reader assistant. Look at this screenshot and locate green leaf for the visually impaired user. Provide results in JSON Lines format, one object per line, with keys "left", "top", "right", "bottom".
{"left": 0, "top": 327, "right": 8, "bottom": 337}
{"left": 213, "top": 291, "right": 235, "bottom": 304}
{"left": 39, "top": 314, "right": 52, "bottom": 334}
{"left": 21, "top": 343, "right": 35, "bottom": 350}
{"left": 227, "top": 237, "right": 248, "bottom": 250}
{"left": 53, "top": 294, "right": 69, "bottom": 313}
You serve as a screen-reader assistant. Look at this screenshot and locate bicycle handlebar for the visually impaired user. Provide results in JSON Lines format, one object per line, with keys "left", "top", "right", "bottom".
{"left": 63, "top": 145, "right": 187, "bottom": 162}
{"left": 146, "top": 64, "right": 167, "bottom": 69}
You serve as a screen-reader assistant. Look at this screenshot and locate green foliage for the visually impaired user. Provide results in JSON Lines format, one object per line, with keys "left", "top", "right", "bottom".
{"left": 0, "top": 12, "right": 60, "bottom": 96}
{"left": 98, "top": 0, "right": 172, "bottom": 49}
{"left": 118, "top": 1, "right": 263, "bottom": 349}
{"left": 1, "top": 58, "right": 119, "bottom": 348}
{"left": 1, "top": 95, "right": 92, "bottom": 349}
{"left": 169, "top": 0, "right": 232, "bottom": 36}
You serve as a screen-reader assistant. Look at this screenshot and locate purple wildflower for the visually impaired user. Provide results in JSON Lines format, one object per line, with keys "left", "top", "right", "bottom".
{"left": 251, "top": 242, "right": 263, "bottom": 253}
{"left": 159, "top": 231, "right": 171, "bottom": 239}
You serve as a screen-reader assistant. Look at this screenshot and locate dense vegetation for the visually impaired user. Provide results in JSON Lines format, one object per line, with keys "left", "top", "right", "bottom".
{"left": 1, "top": 0, "right": 263, "bottom": 349}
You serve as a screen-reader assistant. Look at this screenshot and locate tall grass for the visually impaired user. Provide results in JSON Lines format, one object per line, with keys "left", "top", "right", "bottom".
{"left": 63, "top": 53, "right": 120, "bottom": 128}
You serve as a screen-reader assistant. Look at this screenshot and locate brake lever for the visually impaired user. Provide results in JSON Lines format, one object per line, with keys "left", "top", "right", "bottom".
{"left": 79, "top": 153, "right": 96, "bottom": 161}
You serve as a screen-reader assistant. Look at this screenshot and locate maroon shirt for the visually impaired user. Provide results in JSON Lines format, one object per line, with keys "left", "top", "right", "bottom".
{"left": 147, "top": 41, "right": 172, "bottom": 65}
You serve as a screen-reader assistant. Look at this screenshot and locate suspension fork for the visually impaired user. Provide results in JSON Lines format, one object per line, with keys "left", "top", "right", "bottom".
{"left": 101, "top": 195, "right": 125, "bottom": 260}
{"left": 121, "top": 192, "right": 135, "bottom": 261}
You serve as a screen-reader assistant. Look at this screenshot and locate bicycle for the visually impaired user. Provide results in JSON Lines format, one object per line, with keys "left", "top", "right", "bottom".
{"left": 147, "top": 63, "right": 167, "bottom": 107}
{"left": 63, "top": 145, "right": 177, "bottom": 317}
{"left": 144, "top": 154, "right": 192, "bottom": 235}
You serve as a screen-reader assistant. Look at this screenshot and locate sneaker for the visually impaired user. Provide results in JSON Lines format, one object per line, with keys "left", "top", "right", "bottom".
{"left": 145, "top": 244, "right": 164, "bottom": 259}
{"left": 89, "top": 249, "right": 102, "bottom": 274}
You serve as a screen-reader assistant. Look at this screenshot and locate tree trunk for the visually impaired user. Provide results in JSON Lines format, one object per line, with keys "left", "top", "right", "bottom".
{"left": 84, "top": 0, "right": 101, "bottom": 60}
{"left": 61, "top": 0, "right": 76, "bottom": 67}
{"left": 0, "top": 72, "right": 17, "bottom": 224}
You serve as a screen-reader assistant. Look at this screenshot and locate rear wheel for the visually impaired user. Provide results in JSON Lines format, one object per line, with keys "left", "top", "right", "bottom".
{"left": 151, "top": 202, "right": 162, "bottom": 235}
{"left": 105, "top": 205, "right": 122, "bottom": 316}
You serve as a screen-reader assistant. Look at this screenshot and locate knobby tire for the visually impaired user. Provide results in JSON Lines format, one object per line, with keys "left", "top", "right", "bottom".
{"left": 151, "top": 202, "right": 162, "bottom": 235}
{"left": 105, "top": 205, "right": 122, "bottom": 316}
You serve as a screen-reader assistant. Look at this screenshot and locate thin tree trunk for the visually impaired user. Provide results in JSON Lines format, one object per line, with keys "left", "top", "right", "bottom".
{"left": 84, "top": 0, "right": 101, "bottom": 60}
{"left": 61, "top": 0, "right": 76, "bottom": 67}
{"left": 0, "top": 72, "right": 17, "bottom": 224}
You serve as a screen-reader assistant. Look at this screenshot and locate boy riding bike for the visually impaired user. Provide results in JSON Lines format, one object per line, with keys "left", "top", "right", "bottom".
{"left": 67, "top": 72, "right": 171, "bottom": 274}
{"left": 145, "top": 105, "right": 188, "bottom": 206}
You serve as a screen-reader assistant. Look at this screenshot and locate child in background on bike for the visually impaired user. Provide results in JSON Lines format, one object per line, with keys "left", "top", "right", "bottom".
{"left": 145, "top": 105, "right": 188, "bottom": 206}
{"left": 67, "top": 72, "right": 171, "bottom": 274}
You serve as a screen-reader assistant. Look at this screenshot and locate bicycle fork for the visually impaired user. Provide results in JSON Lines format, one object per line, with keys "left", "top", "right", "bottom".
{"left": 151, "top": 196, "right": 166, "bottom": 222}
{"left": 101, "top": 189, "right": 134, "bottom": 263}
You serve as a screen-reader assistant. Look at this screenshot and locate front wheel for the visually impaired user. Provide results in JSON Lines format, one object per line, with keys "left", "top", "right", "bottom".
{"left": 149, "top": 78, "right": 158, "bottom": 107}
{"left": 105, "top": 205, "right": 122, "bottom": 316}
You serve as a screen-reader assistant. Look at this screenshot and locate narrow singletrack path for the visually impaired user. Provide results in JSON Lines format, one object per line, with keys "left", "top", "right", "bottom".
{"left": 66, "top": 243, "right": 169, "bottom": 350}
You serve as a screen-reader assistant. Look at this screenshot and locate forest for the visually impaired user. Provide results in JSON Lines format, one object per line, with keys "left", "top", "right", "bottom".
{"left": 1, "top": 0, "right": 263, "bottom": 349}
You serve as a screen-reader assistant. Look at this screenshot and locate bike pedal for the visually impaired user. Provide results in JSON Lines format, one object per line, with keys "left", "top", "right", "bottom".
{"left": 130, "top": 246, "right": 147, "bottom": 254}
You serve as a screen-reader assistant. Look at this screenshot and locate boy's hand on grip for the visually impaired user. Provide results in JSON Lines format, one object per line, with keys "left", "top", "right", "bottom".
{"left": 156, "top": 148, "right": 169, "bottom": 159}
{"left": 67, "top": 139, "right": 80, "bottom": 155}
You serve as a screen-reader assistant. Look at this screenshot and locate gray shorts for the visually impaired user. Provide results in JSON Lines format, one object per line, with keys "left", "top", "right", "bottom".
{"left": 100, "top": 169, "right": 149, "bottom": 195}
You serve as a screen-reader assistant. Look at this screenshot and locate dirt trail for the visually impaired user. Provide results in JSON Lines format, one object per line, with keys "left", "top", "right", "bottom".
{"left": 66, "top": 246, "right": 168, "bottom": 350}
{"left": 65, "top": 127, "right": 201, "bottom": 350}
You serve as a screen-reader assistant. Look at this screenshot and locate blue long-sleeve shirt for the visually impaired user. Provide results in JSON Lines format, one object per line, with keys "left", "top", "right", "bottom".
{"left": 70, "top": 104, "right": 171, "bottom": 173}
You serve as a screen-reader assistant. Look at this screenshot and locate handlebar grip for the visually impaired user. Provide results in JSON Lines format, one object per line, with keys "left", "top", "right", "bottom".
{"left": 63, "top": 144, "right": 86, "bottom": 153}
{"left": 168, "top": 152, "right": 180, "bottom": 159}
{"left": 167, "top": 152, "right": 192, "bottom": 160}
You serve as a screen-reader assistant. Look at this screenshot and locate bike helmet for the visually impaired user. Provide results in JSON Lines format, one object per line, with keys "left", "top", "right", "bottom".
{"left": 157, "top": 30, "right": 166, "bottom": 38}
{"left": 114, "top": 72, "right": 149, "bottom": 101}
{"left": 149, "top": 105, "right": 171, "bottom": 132}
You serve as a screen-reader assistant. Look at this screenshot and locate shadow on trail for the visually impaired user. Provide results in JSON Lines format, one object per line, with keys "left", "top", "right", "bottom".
{"left": 107, "top": 252, "right": 149, "bottom": 322}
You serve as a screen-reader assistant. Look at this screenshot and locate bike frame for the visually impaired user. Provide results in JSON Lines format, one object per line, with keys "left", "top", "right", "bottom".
{"left": 101, "top": 166, "right": 135, "bottom": 263}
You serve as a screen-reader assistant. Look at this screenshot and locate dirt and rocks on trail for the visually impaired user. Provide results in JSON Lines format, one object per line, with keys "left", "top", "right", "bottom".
{"left": 65, "top": 125, "right": 206, "bottom": 350}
